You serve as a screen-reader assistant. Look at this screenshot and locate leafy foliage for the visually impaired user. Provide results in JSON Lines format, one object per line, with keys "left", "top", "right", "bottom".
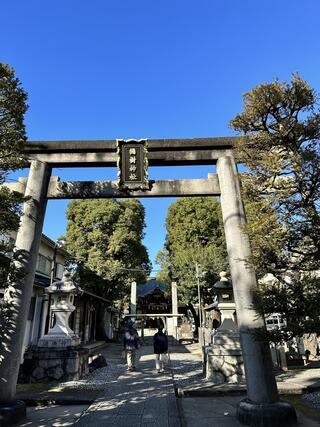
{"left": 65, "top": 199, "right": 151, "bottom": 301}
{"left": 156, "top": 197, "right": 228, "bottom": 305}
{"left": 0, "top": 63, "right": 28, "bottom": 287}
{"left": 0, "top": 63, "right": 28, "bottom": 361}
{"left": 230, "top": 74, "right": 320, "bottom": 337}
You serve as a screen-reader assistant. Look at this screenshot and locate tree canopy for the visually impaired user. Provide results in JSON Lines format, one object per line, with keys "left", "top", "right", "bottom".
{"left": 65, "top": 198, "right": 151, "bottom": 301}
{"left": 0, "top": 63, "right": 28, "bottom": 362}
{"left": 230, "top": 74, "right": 320, "bottom": 338}
{"left": 0, "top": 63, "right": 28, "bottom": 286}
{"left": 156, "top": 197, "right": 228, "bottom": 305}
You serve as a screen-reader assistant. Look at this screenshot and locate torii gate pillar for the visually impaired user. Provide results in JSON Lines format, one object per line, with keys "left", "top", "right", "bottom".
{"left": 217, "top": 156, "right": 297, "bottom": 426}
{"left": 0, "top": 161, "right": 51, "bottom": 408}
{"left": 130, "top": 281, "right": 137, "bottom": 321}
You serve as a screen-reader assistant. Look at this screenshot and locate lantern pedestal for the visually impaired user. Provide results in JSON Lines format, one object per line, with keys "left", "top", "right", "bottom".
{"left": 205, "top": 318, "right": 245, "bottom": 384}
{"left": 18, "top": 346, "right": 89, "bottom": 383}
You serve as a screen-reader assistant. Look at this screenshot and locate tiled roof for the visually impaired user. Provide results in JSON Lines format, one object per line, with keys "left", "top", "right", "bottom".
{"left": 137, "top": 278, "right": 167, "bottom": 297}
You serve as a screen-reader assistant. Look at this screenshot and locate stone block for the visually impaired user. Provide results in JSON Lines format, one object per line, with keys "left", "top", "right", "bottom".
{"left": 228, "top": 374, "right": 242, "bottom": 383}
{"left": 38, "top": 359, "right": 60, "bottom": 369}
{"left": 207, "top": 356, "right": 223, "bottom": 370}
{"left": 66, "top": 358, "right": 79, "bottom": 374}
{"left": 89, "top": 355, "right": 107, "bottom": 371}
{"left": 47, "top": 366, "right": 64, "bottom": 380}
{"left": 221, "top": 362, "right": 237, "bottom": 378}
{"left": 209, "top": 372, "right": 225, "bottom": 384}
{"left": 18, "top": 346, "right": 89, "bottom": 383}
{"left": 32, "top": 367, "right": 45, "bottom": 380}
{"left": 206, "top": 328, "right": 245, "bottom": 384}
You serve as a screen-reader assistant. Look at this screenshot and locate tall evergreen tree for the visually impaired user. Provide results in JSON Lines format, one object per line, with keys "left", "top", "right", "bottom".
{"left": 0, "top": 63, "right": 28, "bottom": 365}
{"left": 156, "top": 197, "right": 228, "bottom": 305}
{"left": 0, "top": 63, "right": 28, "bottom": 287}
{"left": 65, "top": 198, "right": 151, "bottom": 301}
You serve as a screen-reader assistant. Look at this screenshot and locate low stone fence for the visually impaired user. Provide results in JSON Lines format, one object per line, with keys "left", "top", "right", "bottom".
{"left": 18, "top": 346, "right": 89, "bottom": 383}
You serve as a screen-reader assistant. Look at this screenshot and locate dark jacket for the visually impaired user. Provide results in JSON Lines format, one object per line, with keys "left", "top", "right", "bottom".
{"left": 153, "top": 331, "right": 168, "bottom": 354}
{"left": 124, "top": 327, "right": 139, "bottom": 351}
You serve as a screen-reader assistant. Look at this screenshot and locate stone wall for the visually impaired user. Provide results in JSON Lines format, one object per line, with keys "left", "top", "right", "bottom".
{"left": 18, "top": 346, "right": 89, "bottom": 383}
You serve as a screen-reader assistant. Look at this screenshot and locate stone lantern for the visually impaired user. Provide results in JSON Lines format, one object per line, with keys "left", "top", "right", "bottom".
{"left": 204, "top": 272, "right": 245, "bottom": 384}
{"left": 38, "top": 271, "right": 82, "bottom": 348}
{"left": 213, "top": 271, "right": 236, "bottom": 324}
{"left": 19, "top": 271, "right": 89, "bottom": 383}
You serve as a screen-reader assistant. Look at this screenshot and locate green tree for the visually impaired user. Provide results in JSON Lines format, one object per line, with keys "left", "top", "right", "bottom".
{"left": 65, "top": 198, "right": 151, "bottom": 301}
{"left": 156, "top": 197, "right": 228, "bottom": 305}
{"left": 230, "top": 74, "right": 320, "bottom": 337}
{"left": 0, "top": 63, "right": 28, "bottom": 365}
{"left": 0, "top": 63, "right": 28, "bottom": 286}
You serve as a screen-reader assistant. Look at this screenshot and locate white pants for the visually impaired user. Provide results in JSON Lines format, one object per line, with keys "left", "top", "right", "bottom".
{"left": 126, "top": 350, "right": 136, "bottom": 369}
{"left": 155, "top": 353, "right": 166, "bottom": 371}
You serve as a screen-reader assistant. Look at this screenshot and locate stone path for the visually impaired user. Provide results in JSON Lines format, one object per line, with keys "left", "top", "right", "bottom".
{"left": 16, "top": 404, "right": 90, "bottom": 427}
{"left": 14, "top": 341, "right": 320, "bottom": 426}
{"left": 74, "top": 345, "right": 181, "bottom": 427}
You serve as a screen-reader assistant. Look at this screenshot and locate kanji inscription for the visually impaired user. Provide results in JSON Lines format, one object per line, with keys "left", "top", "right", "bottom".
{"left": 116, "top": 139, "right": 148, "bottom": 190}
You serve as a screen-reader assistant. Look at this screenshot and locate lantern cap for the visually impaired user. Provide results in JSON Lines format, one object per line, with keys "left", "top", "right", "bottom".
{"left": 213, "top": 272, "right": 232, "bottom": 290}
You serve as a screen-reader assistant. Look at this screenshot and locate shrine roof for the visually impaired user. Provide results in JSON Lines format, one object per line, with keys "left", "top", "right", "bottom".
{"left": 137, "top": 278, "right": 167, "bottom": 297}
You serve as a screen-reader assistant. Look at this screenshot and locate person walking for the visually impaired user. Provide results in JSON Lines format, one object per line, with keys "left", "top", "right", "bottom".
{"left": 123, "top": 319, "right": 140, "bottom": 371}
{"left": 153, "top": 325, "right": 168, "bottom": 373}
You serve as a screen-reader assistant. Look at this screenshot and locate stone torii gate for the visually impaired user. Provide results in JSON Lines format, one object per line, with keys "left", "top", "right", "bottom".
{"left": 0, "top": 137, "right": 296, "bottom": 425}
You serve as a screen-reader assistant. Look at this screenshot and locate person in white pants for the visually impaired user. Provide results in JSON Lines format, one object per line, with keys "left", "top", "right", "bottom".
{"left": 153, "top": 325, "right": 168, "bottom": 373}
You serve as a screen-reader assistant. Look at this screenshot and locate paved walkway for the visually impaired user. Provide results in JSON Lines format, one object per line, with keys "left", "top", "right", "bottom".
{"left": 180, "top": 395, "right": 320, "bottom": 427}
{"left": 74, "top": 345, "right": 180, "bottom": 427}
{"left": 14, "top": 341, "right": 320, "bottom": 426}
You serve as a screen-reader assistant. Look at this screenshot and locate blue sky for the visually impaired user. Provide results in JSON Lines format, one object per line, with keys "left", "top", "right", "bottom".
{"left": 2, "top": 0, "right": 320, "bottom": 272}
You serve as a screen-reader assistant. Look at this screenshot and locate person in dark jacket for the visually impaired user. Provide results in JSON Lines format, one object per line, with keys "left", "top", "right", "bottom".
{"left": 123, "top": 320, "right": 140, "bottom": 371}
{"left": 153, "top": 325, "right": 168, "bottom": 373}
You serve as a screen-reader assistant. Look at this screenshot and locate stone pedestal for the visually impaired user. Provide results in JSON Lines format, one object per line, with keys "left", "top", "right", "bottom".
{"left": 237, "top": 399, "right": 297, "bottom": 427}
{"left": 205, "top": 318, "right": 245, "bottom": 384}
{"left": 18, "top": 346, "right": 89, "bottom": 383}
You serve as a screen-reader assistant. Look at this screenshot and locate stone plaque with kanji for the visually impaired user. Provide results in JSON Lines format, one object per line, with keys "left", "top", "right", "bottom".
{"left": 117, "top": 139, "right": 148, "bottom": 190}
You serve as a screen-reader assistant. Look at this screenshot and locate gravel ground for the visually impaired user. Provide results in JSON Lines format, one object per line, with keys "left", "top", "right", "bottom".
{"left": 57, "top": 344, "right": 126, "bottom": 391}
{"left": 58, "top": 362, "right": 126, "bottom": 391}
{"left": 302, "top": 391, "right": 320, "bottom": 410}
